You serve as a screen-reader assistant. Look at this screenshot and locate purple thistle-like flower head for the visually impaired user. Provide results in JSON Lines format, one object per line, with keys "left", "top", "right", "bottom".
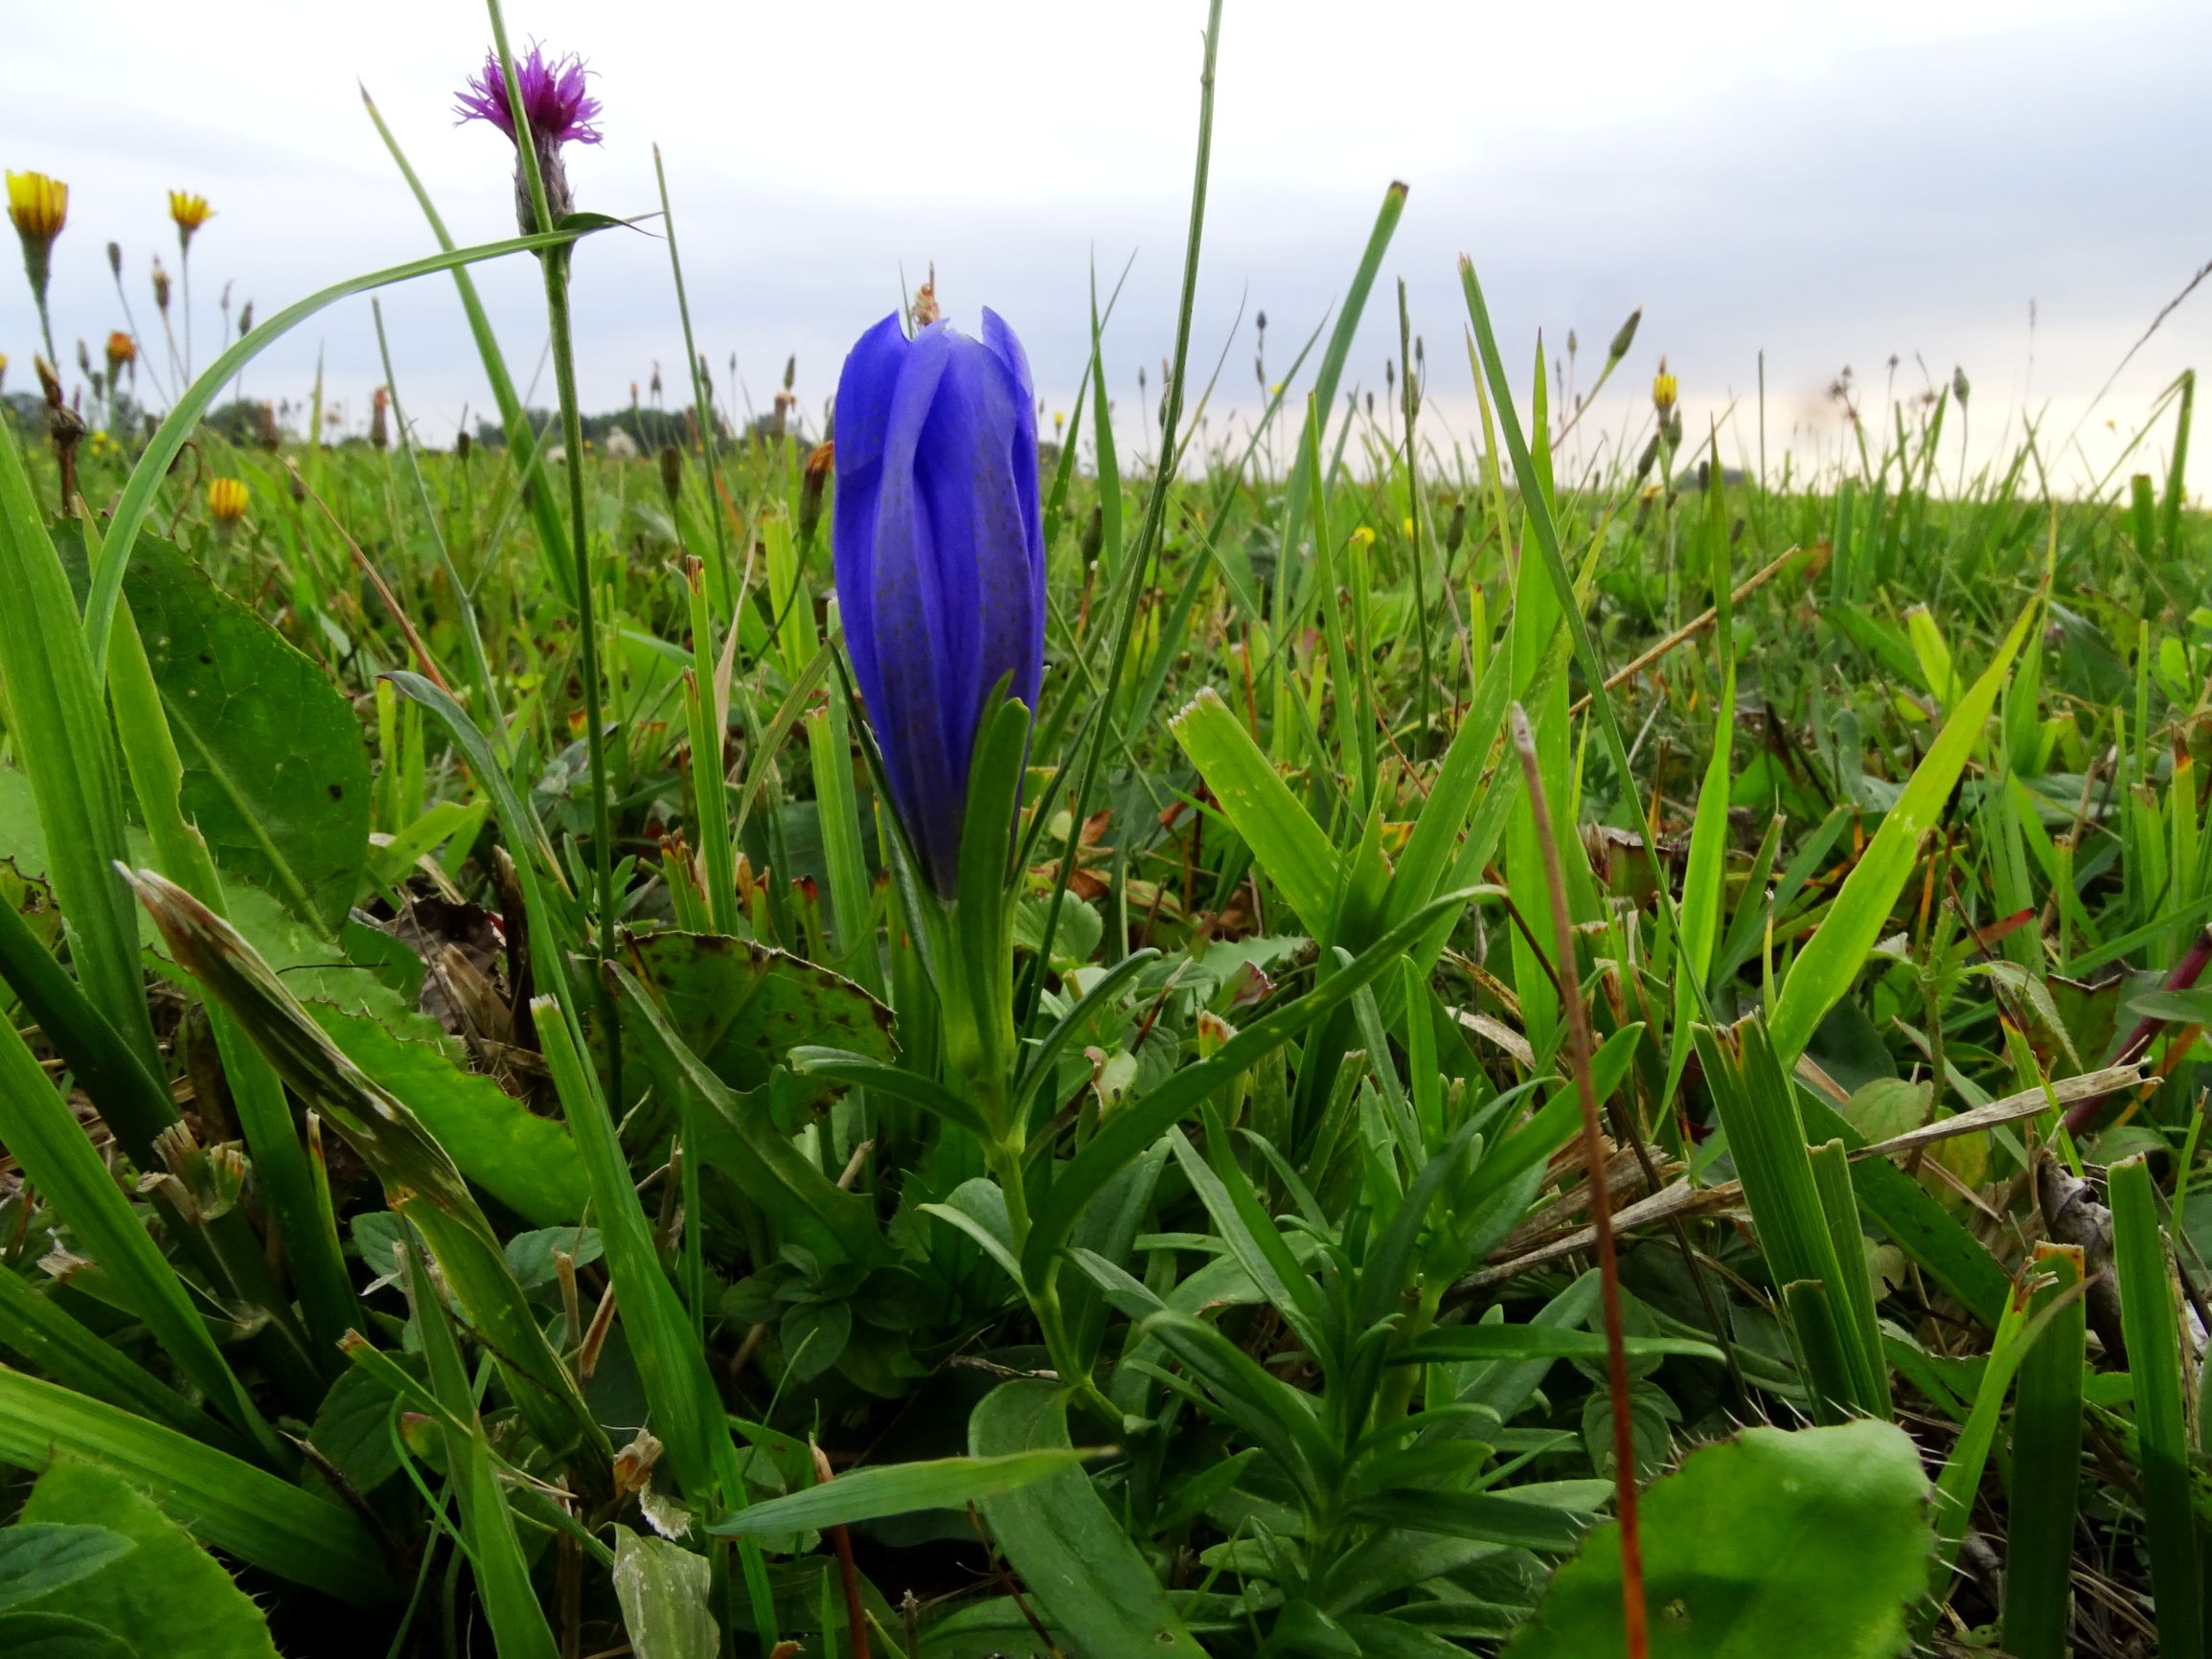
{"left": 833, "top": 310, "right": 1045, "bottom": 899}
{"left": 454, "top": 44, "right": 603, "bottom": 149}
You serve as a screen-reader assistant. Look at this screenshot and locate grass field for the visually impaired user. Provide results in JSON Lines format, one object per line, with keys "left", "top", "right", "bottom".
{"left": 1, "top": 8, "right": 2208, "bottom": 1658}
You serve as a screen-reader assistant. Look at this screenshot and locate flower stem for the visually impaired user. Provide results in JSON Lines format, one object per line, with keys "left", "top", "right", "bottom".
{"left": 487, "top": 0, "right": 620, "bottom": 1096}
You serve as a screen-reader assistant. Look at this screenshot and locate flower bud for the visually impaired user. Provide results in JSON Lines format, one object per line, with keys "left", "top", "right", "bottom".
{"left": 800, "top": 440, "right": 832, "bottom": 544}
{"left": 658, "top": 442, "right": 682, "bottom": 507}
{"left": 208, "top": 477, "right": 249, "bottom": 524}
{"left": 1608, "top": 306, "right": 1642, "bottom": 363}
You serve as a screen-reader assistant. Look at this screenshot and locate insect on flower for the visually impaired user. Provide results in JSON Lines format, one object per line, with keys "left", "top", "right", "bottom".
{"left": 207, "top": 477, "right": 249, "bottom": 525}
{"left": 455, "top": 43, "right": 603, "bottom": 232}
{"left": 832, "top": 308, "right": 1045, "bottom": 898}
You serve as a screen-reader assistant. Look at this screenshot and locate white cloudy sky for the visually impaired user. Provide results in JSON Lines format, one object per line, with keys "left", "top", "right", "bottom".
{"left": 9, "top": 0, "right": 2210, "bottom": 491}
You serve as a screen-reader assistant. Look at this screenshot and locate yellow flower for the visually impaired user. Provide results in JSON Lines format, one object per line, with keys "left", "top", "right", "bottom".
{"left": 1652, "top": 357, "right": 1678, "bottom": 415}
{"left": 7, "top": 171, "right": 68, "bottom": 244}
{"left": 207, "top": 478, "right": 249, "bottom": 524}
{"left": 1401, "top": 516, "right": 1415, "bottom": 540}
{"left": 104, "top": 330, "right": 135, "bottom": 372}
{"left": 1348, "top": 526, "right": 1376, "bottom": 551}
{"left": 168, "top": 191, "right": 215, "bottom": 239}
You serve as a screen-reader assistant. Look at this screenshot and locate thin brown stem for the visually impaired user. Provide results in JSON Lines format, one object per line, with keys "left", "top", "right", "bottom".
{"left": 1510, "top": 700, "right": 1648, "bottom": 1659}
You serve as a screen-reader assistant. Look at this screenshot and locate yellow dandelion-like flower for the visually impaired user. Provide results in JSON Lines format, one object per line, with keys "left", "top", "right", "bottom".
{"left": 1348, "top": 526, "right": 1376, "bottom": 552}
{"left": 7, "top": 171, "right": 68, "bottom": 244}
{"left": 104, "top": 330, "right": 136, "bottom": 373}
{"left": 1652, "top": 357, "right": 1678, "bottom": 415}
{"left": 207, "top": 478, "right": 249, "bottom": 524}
{"left": 168, "top": 191, "right": 215, "bottom": 239}
{"left": 1401, "top": 516, "right": 1415, "bottom": 540}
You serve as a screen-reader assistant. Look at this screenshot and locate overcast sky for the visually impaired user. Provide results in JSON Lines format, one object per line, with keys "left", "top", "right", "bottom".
{"left": 9, "top": 0, "right": 2210, "bottom": 492}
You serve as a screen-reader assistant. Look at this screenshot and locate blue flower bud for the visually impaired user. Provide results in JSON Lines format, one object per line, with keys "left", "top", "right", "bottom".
{"left": 832, "top": 310, "right": 1045, "bottom": 898}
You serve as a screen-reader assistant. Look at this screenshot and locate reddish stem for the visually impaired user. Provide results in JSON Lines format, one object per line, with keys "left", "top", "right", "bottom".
{"left": 1510, "top": 702, "right": 1648, "bottom": 1659}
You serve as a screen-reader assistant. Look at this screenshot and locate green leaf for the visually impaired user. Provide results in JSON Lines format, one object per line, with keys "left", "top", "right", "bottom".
{"left": 312, "top": 1004, "right": 589, "bottom": 1227}
{"left": 0, "top": 1527, "right": 135, "bottom": 1612}
{"left": 1347, "top": 1489, "right": 1589, "bottom": 1553}
{"left": 18, "top": 1461, "right": 285, "bottom": 1659}
{"left": 617, "top": 929, "right": 893, "bottom": 1098}
{"left": 1172, "top": 687, "right": 1340, "bottom": 936}
{"left": 1391, "top": 1329, "right": 1722, "bottom": 1366}
{"left": 56, "top": 524, "right": 368, "bottom": 934}
{"left": 0, "top": 425, "right": 160, "bottom": 1082}
{"left": 613, "top": 964, "right": 884, "bottom": 1267}
{"left": 1768, "top": 601, "right": 2035, "bottom": 1063}
{"left": 0, "top": 1374, "right": 392, "bottom": 1605}
{"left": 1502, "top": 1421, "right": 1934, "bottom": 1658}
{"left": 1023, "top": 887, "right": 1481, "bottom": 1287}
{"left": 969, "top": 1380, "right": 1208, "bottom": 1659}
{"left": 611, "top": 1528, "right": 717, "bottom": 1659}
{"left": 0, "top": 1613, "right": 140, "bottom": 1659}
{"left": 709, "top": 1449, "right": 1085, "bottom": 1537}
{"left": 2110, "top": 1154, "right": 2201, "bottom": 1653}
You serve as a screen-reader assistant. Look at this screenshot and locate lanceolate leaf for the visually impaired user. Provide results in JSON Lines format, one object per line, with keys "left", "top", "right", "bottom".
{"left": 1768, "top": 599, "right": 2036, "bottom": 1063}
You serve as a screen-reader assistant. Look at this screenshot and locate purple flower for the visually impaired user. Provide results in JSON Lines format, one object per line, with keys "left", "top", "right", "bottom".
{"left": 833, "top": 312, "right": 1045, "bottom": 898}
{"left": 454, "top": 45, "right": 603, "bottom": 148}
{"left": 455, "top": 44, "right": 602, "bottom": 230}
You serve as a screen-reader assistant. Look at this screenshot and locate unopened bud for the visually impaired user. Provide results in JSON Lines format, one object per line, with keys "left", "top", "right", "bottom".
{"left": 105, "top": 240, "right": 121, "bottom": 281}
{"left": 800, "top": 441, "right": 832, "bottom": 543}
{"left": 1951, "top": 365, "right": 1971, "bottom": 403}
{"left": 1608, "top": 306, "right": 1642, "bottom": 362}
{"left": 658, "top": 443, "right": 683, "bottom": 507}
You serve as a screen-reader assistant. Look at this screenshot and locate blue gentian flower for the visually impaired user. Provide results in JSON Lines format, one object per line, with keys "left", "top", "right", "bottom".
{"left": 832, "top": 311, "right": 1046, "bottom": 898}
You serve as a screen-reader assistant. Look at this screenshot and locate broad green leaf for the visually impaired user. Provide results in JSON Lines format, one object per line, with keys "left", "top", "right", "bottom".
{"left": 0, "top": 1526, "right": 135, "bottom": 1612}
{"left": 0, "top": 1613, "right": 140, "bottom": 1659}
{"left": 969, "top": 1380, "right": 1208, "bottom": 1659}
{"left": 612, "top": 1529, "right": 717, "bottom": 1659}
{"left": 615, "top": 929, "right": 893, "bottom": 1098}
{"left": 1769, "top": 601, "right": 2035, "bottom": 1063}
{"left": 56, "top": 523, "right": 368, "bottom": 933}
{"left": 614, "top": 965, "right": 885, "bottom": 1267}
{"left": 17, "top": 1463, "right": 280, "bottom": 1659}
{"left": 313, "top": 1004, "right": 589, "bottom": 1226}
{"left": 710, "top": 1449, "right": 1085, "bottom": 1537}
{"left": 1502, "top": 1420, "right": 1933, "bottom": 1658}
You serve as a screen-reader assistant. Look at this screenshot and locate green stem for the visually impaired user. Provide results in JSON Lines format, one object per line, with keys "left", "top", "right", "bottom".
{"left": 486, "top": 0, "right": 621, "bottom": 1097}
